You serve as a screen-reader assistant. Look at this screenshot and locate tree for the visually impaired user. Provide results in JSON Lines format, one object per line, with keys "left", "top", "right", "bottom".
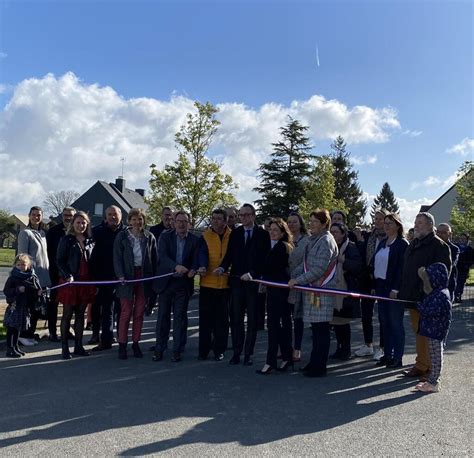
{"left": 147, "top": 101, "right": 238, "bottom": 227}
{"left": 450, "top": 161, "right": 474, "bottom": 237}
{"left": 43, "top": 190, "right": 80, "bottom": 216}
{"left": 0, "top": 209, "right": 15, "bottom": 247}
{"left": 299, "top": 156, "right": 346, "bottom": 221}
{"left": 330, "top": 136, "right": 367, "bottom": 227}
{"left": 254, "top": 117, "right": 313, "bottom": 217}
{"left": 371, "top": 182, "right": 400, "bottom": 218}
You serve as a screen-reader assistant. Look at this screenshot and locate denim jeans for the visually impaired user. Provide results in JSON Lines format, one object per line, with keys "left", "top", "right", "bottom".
{"left": 375, "top": 279, "right": 405, "bottom": 360}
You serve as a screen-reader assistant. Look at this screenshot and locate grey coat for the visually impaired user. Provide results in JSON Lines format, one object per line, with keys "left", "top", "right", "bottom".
{"left": 17, "top": 228, "right": 51, "bottom": 287}
{"left": 113, "top": 229, "right": 158, "bottom": 300}
{"left": 294, "top": 230, "right": 338, "bottom": 323}
{"left": 288, "top": 234, "right": 310, "bottom": 319}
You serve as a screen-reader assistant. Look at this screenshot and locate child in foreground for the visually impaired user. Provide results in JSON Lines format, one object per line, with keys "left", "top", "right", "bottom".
{"left": 3, "top": 254, "right": 42, "bottom": 358}
{"left": 416, "top": 263, "right": 452, "bottom": 393}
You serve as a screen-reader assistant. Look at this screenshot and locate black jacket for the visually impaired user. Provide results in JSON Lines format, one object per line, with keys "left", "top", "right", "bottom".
{"left": 220, "top": 224, "right": 271, "bottom": 288}
{"left": 89, "top": 221, "right": 126, "bottom": 280}
{"left": 262, "top": 241, "right": 290, "bottom": 283}
{"left": 46, "top": 222, "right": 67, "bottom": 283}
{"left": 154, "top": 230, "right": 200, "bottom": 295}
{"left": 371, "top": 236, "right": 409, "bottom": 292}
{"left": 149, "top": 222, "right": 169, "bottom": 244}
{"left": 399, "top": 232, "right": 452, "bottom": 306}
{"left": 57, "top": 235, "right": 95, "bottom": 279}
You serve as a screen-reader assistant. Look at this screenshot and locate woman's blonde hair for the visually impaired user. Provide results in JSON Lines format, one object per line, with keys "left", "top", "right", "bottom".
{"left": 14, "top": 253, "right": 33, "bottom": 268}
{"left": 127, "top": 208, "right": 147, "bottom": 227}
{"left": 66, "top": 211, "right": 92, "bottom": 237}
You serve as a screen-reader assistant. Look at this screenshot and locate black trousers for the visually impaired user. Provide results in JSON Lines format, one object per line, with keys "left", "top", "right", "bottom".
{"left": 155, "top": 279, "right": 190, "bottom": 353}
{"left": 230, "top": 281, "right": 259, "bottom": 357}
{"left": 266, "top": 288, "right": 292, "bottom": 368}
{"left": 360, "top": 298, "right": 384, "bottom": 348}
{"left": 198, "top": 287, "right": 230, "bottom": 357}
{"left": 257, "top": 291, "right": 266, "bottom": 331}
{"left": 309, "top": 322, "right": 331, "bottom": 374}
{"left": 6, "top": 327, "right": 19, "bottom": 350}
{"left": 93, "top": 286, "right": 120, "bottom": 345}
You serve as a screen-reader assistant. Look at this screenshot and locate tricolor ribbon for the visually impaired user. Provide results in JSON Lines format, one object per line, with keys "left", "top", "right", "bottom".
{"left": 46, "top": 272, "right": 175, "bottom": 292}
{"left": 251, "top": 278, "right": 416, "bottom": 305}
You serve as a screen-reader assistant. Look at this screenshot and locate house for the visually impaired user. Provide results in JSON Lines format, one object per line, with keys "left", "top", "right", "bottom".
{"left": 71, "top": 177, "right": 148, "bottom": 226}
{"left": 418, "top": 172, "right": 467, "bottom": 225}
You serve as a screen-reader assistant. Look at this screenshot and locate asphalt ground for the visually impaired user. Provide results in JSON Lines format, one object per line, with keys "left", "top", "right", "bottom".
{"left": 0, "top": 296, "right": 473, "bottom": 456}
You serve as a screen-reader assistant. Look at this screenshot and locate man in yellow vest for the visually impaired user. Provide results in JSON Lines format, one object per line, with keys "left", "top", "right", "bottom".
{"left": 197, "top": 209, "right": 232, "bottom": 361}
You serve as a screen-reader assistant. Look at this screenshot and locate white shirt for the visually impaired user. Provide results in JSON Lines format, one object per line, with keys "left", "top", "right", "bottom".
{"left": 129, "top": 232, "right": 143, "bottom": 267}
{"left": 374, "top": 246, "right": 390, "bottom": 280}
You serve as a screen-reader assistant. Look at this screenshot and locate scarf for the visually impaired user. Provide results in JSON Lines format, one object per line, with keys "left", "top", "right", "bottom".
{"left": 335, "top": 238, "right": 349, "bottom": 311}
{"left": 366, "top": 228, "right": 386, "bottom": 265}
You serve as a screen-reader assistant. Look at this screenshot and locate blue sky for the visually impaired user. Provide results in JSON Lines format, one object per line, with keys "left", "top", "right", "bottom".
{"left": 0, "top": 0, "right": 472, "bottom": 223}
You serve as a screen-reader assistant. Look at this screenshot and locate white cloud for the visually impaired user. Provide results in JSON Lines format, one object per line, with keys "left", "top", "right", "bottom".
{"left": 402, "top": 129, "right": 423, "bottom": 138}
{"left": 0, "top": 52, "right": 7, "bottom": 59}
{"left": 410, "top": 172, "right": 458, "bottom": 191}
{"left": 351, "top": 154, "right": 378, "bottom": 166}
{"left": 364, "top": 192, "right": 432, "bottom": 229}
{"left": 0, "top": 72, "right": 401, "bottom": 212}
{"left": 446, "top": 137, "right": 474, "bottom": 156}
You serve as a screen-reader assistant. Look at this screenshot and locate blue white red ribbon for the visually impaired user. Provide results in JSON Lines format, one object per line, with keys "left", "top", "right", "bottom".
{"left": 251, "top": 278, "right": 416, "bottom": 305}
{"left": 47, "top": 272, "right": 175, "bottom": 292}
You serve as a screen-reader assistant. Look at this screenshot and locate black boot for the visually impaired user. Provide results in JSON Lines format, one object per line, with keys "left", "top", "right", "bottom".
{"left": 14, "top": 345, "right": 26, "bottom": 356}
{"left": 6, "top": 348, "right": 21, "bottom": 358}
{"left": 118, "top": 343, "right": 128, "bottom": 360}
{"left": 73, "top": 343, "right": 90, "bottom": 357}
{"left": 62, "top": 343, "right": 72, "bottom": 360}
{"left": 132, "top": 342, "right": 143, "bottom": 358}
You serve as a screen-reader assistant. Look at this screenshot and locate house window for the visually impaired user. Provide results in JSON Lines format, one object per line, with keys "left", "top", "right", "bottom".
{"left": 94, "top": 203, "right": 104, "bottom": 216}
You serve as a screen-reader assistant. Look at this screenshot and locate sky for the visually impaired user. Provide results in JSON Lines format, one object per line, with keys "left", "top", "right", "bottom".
{"left": 0, "top": 0, "right": 472, "bottom": 227}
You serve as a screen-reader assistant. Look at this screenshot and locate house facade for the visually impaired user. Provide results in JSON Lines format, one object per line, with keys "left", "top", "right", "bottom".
{"left": 71, "top": 177, "right": 147, "bottom": 226}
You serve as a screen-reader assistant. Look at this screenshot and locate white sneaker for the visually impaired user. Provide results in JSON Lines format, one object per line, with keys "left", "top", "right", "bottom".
{"left": 18, "top": 337, "right": 37, "bottom": 346}
{"left": 373, "top": 348, "right": 384, "bottom": 361}
{"left": 354, "top": 344, "right": 374, "bottom": 357}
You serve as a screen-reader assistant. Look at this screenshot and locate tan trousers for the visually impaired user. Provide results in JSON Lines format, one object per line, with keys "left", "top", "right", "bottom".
{"left": 409, "top": 309, "right": 431, "bottom": 372}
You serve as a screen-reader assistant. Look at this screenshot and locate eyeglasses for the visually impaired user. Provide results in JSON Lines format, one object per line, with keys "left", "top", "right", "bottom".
{"left": 175, "top": 219, "right": 188, "bottom": 224}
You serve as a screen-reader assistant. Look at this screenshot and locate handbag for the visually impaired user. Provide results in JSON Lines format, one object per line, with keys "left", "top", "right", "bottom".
{"left": 3, "top": 303, "right": 21, "bottom": 328}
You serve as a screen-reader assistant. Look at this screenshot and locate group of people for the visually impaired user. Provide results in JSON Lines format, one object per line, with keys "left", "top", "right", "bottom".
{"left": 3, "top": 201, "right": 472, "bottom": 394}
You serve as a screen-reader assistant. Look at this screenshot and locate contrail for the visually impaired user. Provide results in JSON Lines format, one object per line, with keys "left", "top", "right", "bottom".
{"left": 316, "top": 45, "right": 320, "bottom": 67}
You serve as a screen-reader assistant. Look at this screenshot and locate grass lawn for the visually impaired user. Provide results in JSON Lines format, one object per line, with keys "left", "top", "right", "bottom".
{"left": 0, "top": 325, "right": 5, "bottom": 340}
{"left": 0, "top": 248, "right": 15, "bottom": 267}
{"left": 468, "top": 268, "right": 474, "bottom": 286}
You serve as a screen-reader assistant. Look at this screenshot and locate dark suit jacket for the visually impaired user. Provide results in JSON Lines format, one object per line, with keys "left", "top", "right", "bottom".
{"left": 220, "top": 224, "right": 271, "bottom": 288}
{"left": 371, "top": 236, "right": 409, "bottom": 292}
{"left": 155, "top": 230, "right": 200, "bottom": 294}
{"left": 399, "top": 232, "right": 452, "bottom": 306}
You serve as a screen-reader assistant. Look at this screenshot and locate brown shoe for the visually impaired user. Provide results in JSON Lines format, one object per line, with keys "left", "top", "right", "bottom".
{"left": 403, "top": 366, "right": 429, "bottom": 377}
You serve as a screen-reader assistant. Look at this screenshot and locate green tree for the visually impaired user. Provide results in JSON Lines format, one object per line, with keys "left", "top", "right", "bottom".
{"left": 147, "top": 101, "right": 238, "bottom": 227}
{"left": 299, "top": 156, "right": 346, "bottom": 221}
{"left": 0, "top": 209, "right": 15, "bottom": 247}
{"left": 371, "top": 182, "right": 400, "bottom": 218}
{"left": 450, "top": 161, "right": 474, "bottom": 237}
{"left": 254, "top": 117, "right": 313, "bottom": 217}
{"left": 330, "top": 135, "right": 367, "bottom": 227}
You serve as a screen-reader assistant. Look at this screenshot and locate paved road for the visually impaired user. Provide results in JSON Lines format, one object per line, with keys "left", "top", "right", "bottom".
{"left": 0, "top": 297, "right": 473, "bottom": 456}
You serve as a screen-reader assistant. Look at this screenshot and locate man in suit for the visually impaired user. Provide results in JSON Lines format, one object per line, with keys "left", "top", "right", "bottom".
{"left": 215, "top": 203, "right": 271, "bottom": 366}
{"left": 147, "top": 206, "right": 174, "bottom": 315}
{"left": 46, "top": 206, "right": 76, "bottom": 341}
{"left": 153, "top": 210, "right": 199, "bottom": 362}
{"left": 89, "top": 205, "right": 125, "bottom": 351}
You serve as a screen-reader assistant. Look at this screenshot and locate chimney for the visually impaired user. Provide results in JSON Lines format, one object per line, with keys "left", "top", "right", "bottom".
{"left": 135, "top": 188, "right": 145, "bottom": 197}
{"left": 115, "top": 177, "right": 126, "bottom": 193}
